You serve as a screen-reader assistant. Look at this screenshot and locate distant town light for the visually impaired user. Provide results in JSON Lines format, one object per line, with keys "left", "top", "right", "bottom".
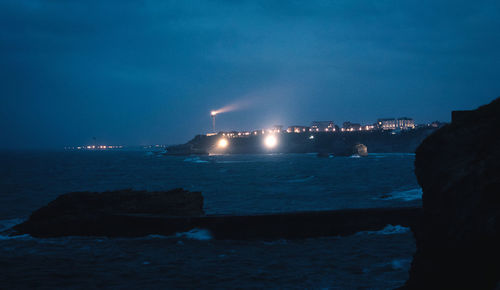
{"left": 217, "top": 138, "right": 228, "bottom": 148}
{"left": 309, "top": 135, "right": 314, "bottom": 139}
{"left": 264, "top": 135, "right": 278, "bottom": 149}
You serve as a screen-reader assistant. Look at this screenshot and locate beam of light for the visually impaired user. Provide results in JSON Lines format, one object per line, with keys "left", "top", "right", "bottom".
{"left": 264, "top": 135, "right": 278, "bottom": 149}
{"left": 210, "top": 98, "right": 255, "bottom": 116}
{"left": 217, "top": 138, "right": 228, "bottom": 148}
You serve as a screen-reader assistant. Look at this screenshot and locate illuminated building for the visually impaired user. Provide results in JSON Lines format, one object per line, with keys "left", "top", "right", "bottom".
{"left": 287, "top": 126, "right": 309, "bottom": 133}
{"left": 310, "top": 121, "right": 335, "bottom": 132}
{"left": 377, "top": 118, "right": 415, "bottom": 130}
{"left": 377, "top": 118, "right": 397, "bottom": 130}
{"left": 343, "top": 122, "right": 362, "bottom": 131}
{"left": 397, "top": 117, "right": 415, "bottom": 130}
{"left": 270, "top": 125, "right": 282, "bottom": 133}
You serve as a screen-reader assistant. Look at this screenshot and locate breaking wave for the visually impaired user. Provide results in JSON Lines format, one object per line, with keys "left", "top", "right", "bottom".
{"left": 175, "top": 228, "right": 213, "bottom": 241}
{"left": 0, "top": 218, "right": 24, "bottom": 232}
{"left": 357, "top": 224, "right": 410, "bottom": 235}
{"left": 375, "top": 188, "right": 422, "bottom": 201}
{"left": 0, "top": 234, "right": 31, "bottom": 241}
{"left": 183, "top": 157, "right": 209, "bottom": 163}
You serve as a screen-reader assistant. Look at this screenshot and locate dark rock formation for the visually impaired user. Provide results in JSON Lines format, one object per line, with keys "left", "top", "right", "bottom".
{"left": 10, "top": 204, "right": 421, "bottom": 239}
{"left": 404, "top": 98, "right": 500, "bottom": 289}
{"left": 11, "top": 188, "right": 204, "bottom": 237}
{"left": 353, "top": 143, "right": 368, "bottom": 156}
{"left": 6, "top": 187, "right": 422, "bottom": 239}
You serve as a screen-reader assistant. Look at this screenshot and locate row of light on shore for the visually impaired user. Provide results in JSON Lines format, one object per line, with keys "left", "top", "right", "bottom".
{"left": 217, "top": 135, "right": 278, "bottom": 149}
{"left": 64, "top": 145, "right": 124, "bottom": 150}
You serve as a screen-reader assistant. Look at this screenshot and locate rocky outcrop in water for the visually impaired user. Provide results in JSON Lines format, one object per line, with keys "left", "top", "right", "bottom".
{"left": 353, "top": 143, "right": 368, "bottom": 156}
{"left": 404, "top": 97, "right": 500, "bottom": 289}
{"left": 11, "top": 188, "right": 204, "bottom": 237}
{"left": 7, "top": 188, "right": 423, "bottom": 239}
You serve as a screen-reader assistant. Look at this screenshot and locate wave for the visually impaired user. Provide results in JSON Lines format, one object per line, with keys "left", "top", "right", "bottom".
{"left": 183, "top": 157, "right": 209, "bottom": 163}
{"left": 0, "top": 218, "right": 30, "bottom": 240}
{"left": 175, "top": 228, "right": 213, "bottom": 240}
{"left": 216, "top": 160, "right": 255, "bottom": 164}
{"left": 146, "top": 234, "right": 170, "bottom": 239}
{"left": 357, "top": 224, "right": 410, "bottom": 235}
{"left": 375, "top": 188, "right": 422, "bottom": 201}
{"left": 286, "top": 176, "right": 315, "bottom": 183}
{"left": 373, "top": 153, "right": 416, "bottom": 156}
{"left": 391, "top": 258, "right": 412, "bottom": 270}
{"left": 0, "top": 234, "right": 32, "bottom": 241}
{"left": 0, "top": 218, "right": 24, "bottom": 232}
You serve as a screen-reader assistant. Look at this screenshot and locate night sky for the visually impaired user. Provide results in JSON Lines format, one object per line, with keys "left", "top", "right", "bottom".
{"left": 1, "top": 0, "right": 499, "bottom": 149}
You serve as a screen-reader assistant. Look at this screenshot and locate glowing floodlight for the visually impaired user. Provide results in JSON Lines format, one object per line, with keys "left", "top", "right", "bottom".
{"left": 217, "top": 138, "right": 228, "bottom": 148}
{"left": 264, "top": 135, "right": 278, "bottom": 149}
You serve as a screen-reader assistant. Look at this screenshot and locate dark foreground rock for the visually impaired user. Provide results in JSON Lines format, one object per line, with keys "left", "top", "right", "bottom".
{"left": 11, "top": 188, "right": 204, "bottom": 237}
{"left": 404, "top": 98, "right": 500, "bottom": 289}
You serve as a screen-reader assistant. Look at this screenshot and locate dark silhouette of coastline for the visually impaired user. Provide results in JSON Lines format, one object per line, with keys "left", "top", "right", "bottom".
{"left": 166, "top": 127, "right": 438, "bottom": 156}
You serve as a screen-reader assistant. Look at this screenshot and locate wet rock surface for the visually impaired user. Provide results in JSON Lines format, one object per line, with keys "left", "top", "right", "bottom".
{"left": 404, "top": 97, "right": 500, "bottom": 289}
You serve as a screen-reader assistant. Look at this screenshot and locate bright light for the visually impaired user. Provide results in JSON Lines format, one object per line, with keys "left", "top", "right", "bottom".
{"left": 264, "top": 135, "right": 278, "bottom": 148}
{"left": 211, "top": 111, "right": 217, "bottom": 116}
{"left": 309, "top": 135, "right": 314, "bottom": 139}
{"left": 217, "top": 138, "right": 228, "bottom": 148}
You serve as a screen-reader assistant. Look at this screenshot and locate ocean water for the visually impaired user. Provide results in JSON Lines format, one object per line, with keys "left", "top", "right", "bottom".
{"left": 0, "top": 150, "right": 420, "bottom": 289}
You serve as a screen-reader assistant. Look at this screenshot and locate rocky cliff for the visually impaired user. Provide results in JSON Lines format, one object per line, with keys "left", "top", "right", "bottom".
{"left": 404, "top": 97, "right": 500, "bottom": 289}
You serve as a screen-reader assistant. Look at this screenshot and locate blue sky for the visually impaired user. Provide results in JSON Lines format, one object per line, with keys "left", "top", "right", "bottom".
{"left": 1, "top": 0, "right": 499, "bottom": 148}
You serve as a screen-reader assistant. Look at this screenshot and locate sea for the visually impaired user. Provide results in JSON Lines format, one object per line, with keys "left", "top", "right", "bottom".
{"left": 0, "top": 150, "right": 422, "bottom": 289}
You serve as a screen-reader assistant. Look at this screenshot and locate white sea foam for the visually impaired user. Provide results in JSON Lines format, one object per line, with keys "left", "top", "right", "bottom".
{"left": 175, "top": 228, "right": 213, "bottom": 240}
{"left": 357, "top": 224, "right": 410, "bottom": 235}
{"left": 375, "top": 188, "right": 423, "bottom": 201}
{"left": 183, "top": 157, "right": 209, "bottom": 163}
